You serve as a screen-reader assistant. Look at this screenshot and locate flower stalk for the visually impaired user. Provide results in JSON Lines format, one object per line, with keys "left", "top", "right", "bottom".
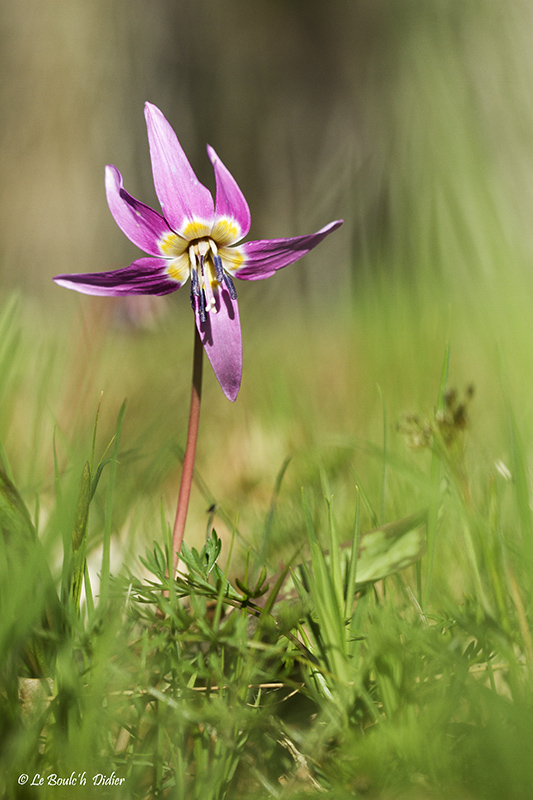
{"left": 172, "top": 325, "right": 203, "bottom": 573}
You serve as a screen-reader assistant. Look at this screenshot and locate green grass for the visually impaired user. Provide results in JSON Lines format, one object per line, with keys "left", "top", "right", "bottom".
{"left": 2, "top": 247, "right": 533, "bottom": 800}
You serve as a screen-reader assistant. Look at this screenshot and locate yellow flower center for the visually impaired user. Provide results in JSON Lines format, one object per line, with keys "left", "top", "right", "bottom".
{"left": 159, "top": 230, "right": 241, "bottom": 312}
{"left": 210, "top": 218, "right": 240, "bottom": 246}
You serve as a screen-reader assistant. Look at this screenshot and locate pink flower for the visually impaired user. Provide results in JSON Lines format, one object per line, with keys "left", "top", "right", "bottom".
{"left": 55, "top": 103, "right": 343, "bottom": 401}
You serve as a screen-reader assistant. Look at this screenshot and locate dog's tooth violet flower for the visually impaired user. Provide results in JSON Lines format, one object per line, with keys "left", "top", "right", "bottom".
{"left": 54, "top": 102, "right": 343, "bottom": 401}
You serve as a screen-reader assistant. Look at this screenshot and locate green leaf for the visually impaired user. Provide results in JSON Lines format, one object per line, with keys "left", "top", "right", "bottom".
{"left": 70, "top": 461, "right": 92, "bottom": 612}
{"left": 0, "top": 468, "right": 63, "bottom": 676}
{"left": 90, "top": 458, "right": 112, "bottom": 501}
{"left": 73, "top": 462, "right": 91, "bottom": 553}
{"left": 153, "top": 540, "right": 167, "bottom": 575}
{"left": 204, "top": 529, "right": 222, "bottom": 573}
{"left": 355, "top": 510, "right": 427, "bottom": 586}
{"left": 0, "top": 467, "right": 36, "bottom": 548}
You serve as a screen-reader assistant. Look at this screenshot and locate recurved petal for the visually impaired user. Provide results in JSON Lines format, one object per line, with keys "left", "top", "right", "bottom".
{"left": 193, "top": 288, "right": 242, "bottom": 402}
{"left": 144, "top": 102, "right": 214, "bottom": 235}
{"left": 105, "top": 165, "right": 172, "bottom": 256}
{"left": 231, "top": 219, "right": 344, "bottom": 280}
{"left": 207, "top": 145, "right": 251, "bottom": 243}
{"left": 54, "top": 257, "right": 185, "bottom": 297}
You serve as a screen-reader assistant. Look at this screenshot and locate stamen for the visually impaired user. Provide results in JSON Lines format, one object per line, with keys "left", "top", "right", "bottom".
{"left": 214, "top": 255, "right": 224, "bottom": 283}
{"left": 191, "top": 268, "right": 200, "bottom": 296}
{"left": 223, "top": 274, "right": 238, "bottom": 300}
{"left": 198, "top": 289, "right": 207, "bottom": 323}
{"left": 190, "top": 268, "right": 200, "bottom": 309}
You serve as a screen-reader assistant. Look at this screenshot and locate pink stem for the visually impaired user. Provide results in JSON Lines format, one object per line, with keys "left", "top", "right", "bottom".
{"left": 171, "top": 326, "right": 203, "bottom": 573}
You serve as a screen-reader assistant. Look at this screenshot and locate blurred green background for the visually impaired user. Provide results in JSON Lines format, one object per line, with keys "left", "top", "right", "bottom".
{"left": 4, "top": 0, "right": 533, "bottom": 301}
{"left": 2, "top": 0, "right": 533, "bottom": 564}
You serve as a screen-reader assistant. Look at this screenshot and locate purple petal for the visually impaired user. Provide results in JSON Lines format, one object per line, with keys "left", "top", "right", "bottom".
{"left": 54, "top": 257, "right": 184, "bottom": 297}
{"left": 232, "top": 220, "right": 344, "bottom": 281}
{"left": 207, "top": 145, "right": 251, "bottom": 243}
{"left": 105, "top": 165, "right": 173, "bottom": 256}
{"left": 144, "top": 102, "right": 214, "bottom": 235}
{"left": 193, "top": 288, "right": 242, "bottom": 402}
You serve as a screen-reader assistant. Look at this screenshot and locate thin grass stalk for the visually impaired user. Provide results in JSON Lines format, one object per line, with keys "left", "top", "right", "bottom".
{"left": 344, "top": 487, "right": 361, "bottom": 617}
